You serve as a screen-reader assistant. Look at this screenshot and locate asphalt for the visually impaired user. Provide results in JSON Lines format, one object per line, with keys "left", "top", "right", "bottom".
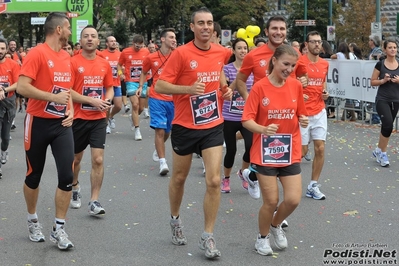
{"left": 0, "top": 110, "right": 398, "bottom": 266}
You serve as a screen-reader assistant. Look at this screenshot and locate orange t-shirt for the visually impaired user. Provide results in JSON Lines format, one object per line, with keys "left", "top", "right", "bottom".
{"left": 20, "top": 43, "right": 72, "bottom": 119}
{"left": 242, "top": 77, "right": 307, "bottom": 167}
{"left": 240, "top": 44, "right": 307, "bottom": 84}
{"left": 143, "top": 51, "right": 173, "bottom": 101}
{"left": 71, "top": 53, "right": 113, "bottom": 120}
{"left": 99, "top": 49, "right": 121, "bottom": 87}
{"left": 159, "top": 41, "right": 228, "bottom": 129}
{"left": 221, "top": 46, "right": 233, "bottom": 64}
{"left": 118, "top": 47, "right": 150, "bottom": 83}
{"left": 0, "top": 58, "right": 20, "bottom": 98}
{"left": 297, "top": 55, "right": 329, "bottom": 116}
{"left": 10, "top": 52, "right": 22, "bottom": 65}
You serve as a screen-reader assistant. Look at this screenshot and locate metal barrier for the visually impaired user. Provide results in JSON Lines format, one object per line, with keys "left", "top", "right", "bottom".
{"left": 325, "top": 97, "right": 399, "bottom": 131}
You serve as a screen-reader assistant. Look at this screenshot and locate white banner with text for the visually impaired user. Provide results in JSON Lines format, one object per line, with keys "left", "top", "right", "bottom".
{"left": 326, "top": 60, "right": 379, "bottom": 103}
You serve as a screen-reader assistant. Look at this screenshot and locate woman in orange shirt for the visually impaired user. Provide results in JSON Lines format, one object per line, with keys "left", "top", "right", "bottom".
{"left": 242, "top": 44, "right": 308, "bottom": 256}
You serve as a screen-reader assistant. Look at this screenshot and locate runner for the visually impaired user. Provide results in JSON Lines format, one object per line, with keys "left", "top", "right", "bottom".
{"left": 18, "top": 12, "right": 75, "bottom": 250}
{"left": 117, "top": 35, "right": 150, "bottom": 140}
{"left": 69, "top": 25, "right": 114, "bottom": 215}
{"left": 220, "top": 38, "right": 253, "bottom": 193}
{"left": 155, "top": 7, "right": 232, "bottom": 259}
{"left": 0, "top": 38, "right": 19, "bottom": 179}
{"left": 101, "top": 36, "right": 122, "bottom": 134}
{"left": 242, "top": 44, "right": 308, "bottom": 256}
{"left": 297, "top": 31, "right": 329, "bottom": 200}
{"left": 140, "top": 28, "right": 176, "bottom": 176}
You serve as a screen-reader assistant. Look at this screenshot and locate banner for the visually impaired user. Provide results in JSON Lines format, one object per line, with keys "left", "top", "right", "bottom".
{"left": 326, "top": 60, "right": 379, "bottom": 103}
{"left": 0, "top": 0, "right": 92, "bottom": 43}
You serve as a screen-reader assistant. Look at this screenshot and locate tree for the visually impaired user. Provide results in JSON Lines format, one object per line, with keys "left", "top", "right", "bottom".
{"left": 219, "top": 0, "right": 273, "bottom": 32}
{"left": 116, "top": 0, "right": 202, "bottom": 43}
{"left": 93, "top": 0, "right": 117, "bottom": 31}
{"left": 0, "top": 13, "right": 36, "bottom": 47}
{"left": 334, "top": 0, "right": 387, "bottom": 56}
{"left": 285, "top": 0, "right": 340, "bottom": 43}
{"left": 111, "top": 18, "right": 130, "bottom": 48}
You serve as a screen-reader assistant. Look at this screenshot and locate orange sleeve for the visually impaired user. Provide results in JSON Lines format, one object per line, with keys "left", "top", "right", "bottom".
{"left": 295, "top": 57, "right": 307, "bottom": 77}
{"left": 159, "top": 49, "right": 183, "bottom": 84}
{"left": 239, "top": 52, "right": 254, "bottom": 78}
{"left": 224, "top": 48, "right": 232, "bottom": 64}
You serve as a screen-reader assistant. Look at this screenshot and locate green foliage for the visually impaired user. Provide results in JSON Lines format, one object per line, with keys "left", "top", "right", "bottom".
{"left": 111, "top": 18, "right": 130, "bottom": 48}
{"left": 334, "top": 0, "right": 387, "bottom": 56}
{"left": 93, "top": 0, "right": 117, "bottom": 31}
{"left": 285, "top": 0, "right": 339, "bottom": 43}
{"left": 0, "top": 13, "right": 37, "bottom": 47}
{"left": 219, "top": 0, "right": 273, "bottom": 33}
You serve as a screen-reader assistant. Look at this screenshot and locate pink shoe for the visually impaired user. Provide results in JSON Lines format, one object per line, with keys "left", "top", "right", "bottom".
{"left": 221, "top": 178, "right": 231, "bottom": 193}
{"left": 237, "top": 170, "right": 248, "bottom": 190}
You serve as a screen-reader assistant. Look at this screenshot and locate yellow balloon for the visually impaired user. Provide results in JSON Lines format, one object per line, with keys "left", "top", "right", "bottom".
{"left": 246, "top": 25, "right": 261, "bottom": 38}
{"left": 252, "top": 26, "right": 261, "bottom": 36}
{"left": 245, "top": 25, "right": 255, "bottom": 38}
{"left": 245, "top": 38, "right": 254, "bottom": 47}
{"left": 237, "top": 28, "right": 247, "bottom": 39}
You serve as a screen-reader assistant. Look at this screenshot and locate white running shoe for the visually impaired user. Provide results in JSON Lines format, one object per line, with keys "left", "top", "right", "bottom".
{"left": 1, "top": 150, "right": 8, "bottom": 164}
{"left": 152, "top": 150, "right": 159, "bottom": 162}
{"left": 109, "top": 118, "right": 116, "bottom": 129}
{"left": 255, "top": 234, "right": 273, "bottom": 256}
{"left": 242, "top": 169, "right": 260, "bottom": 199}
{"left": 143, "top": 108, "right": 150, "bottom": 118}
{"left": 159, "top": 161, "right": 169, "bottom": 176}
{"left": 70, "top": 187, "right": 82, "bottom": 209}
{"left": 106, "top": 125, "right": 111, "bottom": 134}
{"left": 134, "top": 128, "right": 142, "bottom": 141}
{"left": 270, "top": 225, "right": 288, "bottom": 250}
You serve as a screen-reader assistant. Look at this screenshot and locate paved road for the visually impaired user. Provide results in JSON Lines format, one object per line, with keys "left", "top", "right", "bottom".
{"left": 1, "top": 111, "right": 398, "bottom": 266}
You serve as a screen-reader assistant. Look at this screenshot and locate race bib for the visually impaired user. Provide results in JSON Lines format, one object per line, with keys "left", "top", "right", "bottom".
{"left": 190, "top": 91, "right": 220, "bottom": 125}
{"left": 44, "top": 86, "right": 68, "bottom": 117}
{"left": 81, "top": 86, "right": 103, "bottom": 111}
{"left": 229, "top": 91, "right": 245, "bottom": 114}
{"left": 0, "top": 82, "right": 10, "bottom": 88}
{"left": 130, "top": 66, "right": 142, "bottom": 79}
{"left": 111, "top": 66, "right": 118, "bottom": 78}
{"left": 261, "top": 134, "right": 292, "bottom": 165}
{"left": 0, "top": 82, "right": 10, "bottom": 97}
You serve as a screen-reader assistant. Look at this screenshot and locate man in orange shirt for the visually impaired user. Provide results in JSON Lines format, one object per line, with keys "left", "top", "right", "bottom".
{"left": 69, "top": 25, "right": 114, "bottom": 215}
{"left": 156, "top": 7, "right": 232, "bottom": 259}
{"left": 8, "top": 40, "right": 23, "bottom": 66}
{"left": 101, "top": 36, "right": 122, "bottom": 134}
{"left": 0, "top": 38, "right": 20, "bottom": 178}
{"left": 139, "top": 28, "right": 176, "bottom": 176}
{"left": 117, "top": 35, "right": 150, "bottom": 140}
{"left": 17, "top": 12, "right": 75, "bottom": 250}
{"left": 297, "top": 31, "right": 329, "bottom": 200}
{"left": 147, "top": 42, "right": 157, "bottom": 53}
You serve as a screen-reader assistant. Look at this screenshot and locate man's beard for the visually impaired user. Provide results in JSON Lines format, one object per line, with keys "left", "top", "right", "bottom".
{"left": 0, "top": 54, "right": 5, "bottom": 61}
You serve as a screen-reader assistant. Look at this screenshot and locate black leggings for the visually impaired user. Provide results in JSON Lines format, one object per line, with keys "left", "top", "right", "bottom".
{"left": 376, "top": 100, "right": 399, "bottom": 138}
{"left": 24, "top": 115, "right": 74, "bottom": 191}
{"left": 223, "top": 120, "right": 252, "bottom": 169}
{"left": 121, "top": 80, "right": 127, "bottom": 97}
